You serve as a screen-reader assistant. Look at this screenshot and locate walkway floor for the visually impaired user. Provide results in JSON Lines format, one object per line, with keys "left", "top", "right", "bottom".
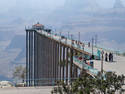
{"left": 94, "top": 55, "right": 125, "bottom": 75}
{"left": 0, "top": 87, "right": 53, "bottom": 94}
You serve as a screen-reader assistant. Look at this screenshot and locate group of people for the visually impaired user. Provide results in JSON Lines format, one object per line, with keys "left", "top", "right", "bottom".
{"left": 105, "top": 53, "right": 113, "bottom": 62}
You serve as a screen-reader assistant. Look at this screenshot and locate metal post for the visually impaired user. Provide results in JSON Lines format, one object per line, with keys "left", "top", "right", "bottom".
{"left": 68, "top": 32, "right": 69, "bottom": 39}
{"left": 92, "top": 37, "right": 94, "bottom": 59}
{"left": 60, "top": 32, "right": 62, "bottom": 42}
{"left": 71, "top": 34, "right": 73, "bottom": 40}
{"left": 101, "top": 50, "right": 104, "bottom": 74}
{"left": 78, "top": 32, "right": 80, "bottom": 42}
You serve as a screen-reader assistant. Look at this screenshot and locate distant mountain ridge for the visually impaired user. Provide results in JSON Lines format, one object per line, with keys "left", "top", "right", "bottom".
{"left": 47, "top": 0, "right": 125, "bottom": 51}
{"left": 114, "top": 0, "right": 124, "bottom": 8}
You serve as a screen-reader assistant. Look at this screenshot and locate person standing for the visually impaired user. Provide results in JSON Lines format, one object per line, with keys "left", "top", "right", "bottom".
{"left": 97, "top": 50, "right": 101, "bottom": 60}
{"left": 88, "top": 42, "right": 90, "bottom": 47}
{"left": 105, "top": 53, "right": 108, "bottom": 62}
{"left": 109, "top": 53, "right": 111, "bottom": 62}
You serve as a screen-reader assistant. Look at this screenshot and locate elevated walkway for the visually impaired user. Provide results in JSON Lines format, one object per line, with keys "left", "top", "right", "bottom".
{"left": 30, "top": 29, "right": 125, "bottom": 76}
{"left": 36, "top": 30, "right": 100, "bottom": 76}
{"left": 94, "top": 55, "right": 125, "bottom": 75}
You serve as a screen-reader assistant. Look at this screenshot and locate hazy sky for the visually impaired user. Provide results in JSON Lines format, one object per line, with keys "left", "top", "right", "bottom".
{"left": 0, "top": 0, "right": 125, "bottom": 12}
{"left": 97, "top": 0, "right": 125, "bottom": 8}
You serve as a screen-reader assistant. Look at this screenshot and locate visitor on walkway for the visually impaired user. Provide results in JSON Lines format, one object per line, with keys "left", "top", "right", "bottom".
{"left": 88, "top": 42, "right": 90, "bottom": 47}
{"left": 105, "top": 53, "right": 108, "bottom": 62}
{"left": 97, "top": 50, "right": 101, "bottom": 60}
{"left": 109, "top": 53, "right": 112, "bottom": 62}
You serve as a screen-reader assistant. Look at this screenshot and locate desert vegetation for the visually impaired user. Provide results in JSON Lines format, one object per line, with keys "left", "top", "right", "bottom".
{"left": 51, "top": 70, "right": 125, "bottom": 94}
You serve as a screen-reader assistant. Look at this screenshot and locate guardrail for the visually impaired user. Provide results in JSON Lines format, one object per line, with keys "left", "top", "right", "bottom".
{"left": 73, "top": 56, "right": 99, "bottom": 76}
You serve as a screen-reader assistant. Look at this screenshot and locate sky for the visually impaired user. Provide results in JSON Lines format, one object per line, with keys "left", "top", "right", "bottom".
{"left": 0, "top": 0, "right": 125, "bottom": 12}
{"left": 0, "top": 0, "right": 125, "bottom": 51}
{"left": 97, "top": 0, "right": 125, "bottom": 8}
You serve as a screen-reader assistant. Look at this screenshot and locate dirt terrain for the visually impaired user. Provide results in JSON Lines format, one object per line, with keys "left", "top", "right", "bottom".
{"left": 0, "top": 87, "right": 52, "bottom": 94}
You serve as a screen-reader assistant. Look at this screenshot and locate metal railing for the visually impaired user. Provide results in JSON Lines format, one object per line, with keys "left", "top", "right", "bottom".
{"left": 73, "top": 56, "right": 98, "bottom": 75}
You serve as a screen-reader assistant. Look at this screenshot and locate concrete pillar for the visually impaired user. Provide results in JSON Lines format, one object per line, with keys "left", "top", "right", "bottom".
{"left": 37, "top": 33, "right": 42, "bottom": 86}
{"left": 52, "top": 40, "right": 55, "bottom": 85}
{"left": 30, "top": 31, "right": 33, "bottom": 86}
{"left": 46, "top": 37, "right": 50, "bottom": 85}
{"left": 29, "top": 31, "right": 31, "bottom": 86}
{"left": 66, "top": 47, "right": 69, "bottom": 84}
{"left": 59, "top": 44, "right": 62, "bottom": 81}
{"left": 48, "top": 39, "right": 52, "bottom": 85}
{"left": 33, "top": 31, "right": 37, "bottom": 86}
{"left": 51, "top": 39, "right": 53, "bottom": 84}
{"left": 70, "top": 49, "right": 73, "bottom": 81}
{"left": 54, "top": 42, "right": 57, "bottom": 82}
{"left": 56, "top": 43, "right": 59, "bottom": 81}
{"left": 36, "top": 32, "right": 39, "bottom": 86}
{"left": 62, "top": 46, "right": 65, "bottom": 81}
{"left": 26, "top": 30, "right": 29, "bottom": 86}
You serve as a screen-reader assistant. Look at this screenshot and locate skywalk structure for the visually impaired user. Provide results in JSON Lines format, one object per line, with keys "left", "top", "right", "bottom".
{"left": 26, "top": 23, "right": 100, "bottom": 86}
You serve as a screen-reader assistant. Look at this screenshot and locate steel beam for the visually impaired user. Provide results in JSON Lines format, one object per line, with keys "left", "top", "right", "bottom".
{"left": 59, "top": 44, "right": 62, "bottom": 81}
{"left": 66, "top": 47, "right": 69, "bottom": 84}
{"left": 70, "top": 48, "right": 73, "bottom": 80}
{"left": 26, "top": 31, "right": 29, "bottom": 86}
{"left": 62, "top": 46, "right": 65, "bottom": 81}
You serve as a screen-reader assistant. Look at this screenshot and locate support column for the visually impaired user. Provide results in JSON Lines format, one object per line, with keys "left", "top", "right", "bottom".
{"left": 36, "top": 33, "right": 39, "bottom": 86}
{"left": 34, "top": 32, "right": 36, "bottom": 86}
{"left": 52, "top": 40, "right": 55, "bottom": 85}
{"left": 56, "top": 43, "right": 59, "bottom": 81}
{"left": 66, "top": 47, "right": 69, "bottom": 84}
{"left": 30, "top": 31, "right": 33, "bottom": 86}
{"left": 29, "top": 31, "right": 31, "bottom": 86}
{"left": 49, "top": 39, "right": 52, "bottom": 85}
{"left": 47, "top": 38, "right": 50, "bottom": 85}
{"left": 37, "top": 33, "right": 42, "bottom": 86}
{"left": 54, "top": 42, "right": 58, "bottom": 83}
{"left": 50, "top": 40, "right": 53, "bottom": 85}
{"left": 73, "top": 65, "right": 78, "bottom": 78}
{"left": 70, "top": 49, "right": 73, "bottom": 81}
{"left": 26, "top": 30, "right": 29, "bottom": 86}
{"left": 59, "top": 44, "right": 62, "bottom": 81}
{"left": 62, "top": 46, "right": 65, "bottom": 81}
